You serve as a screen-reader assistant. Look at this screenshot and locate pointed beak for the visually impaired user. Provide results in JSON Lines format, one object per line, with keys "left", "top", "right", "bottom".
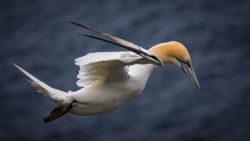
{"left": 181, "top": 62, "right": 200, "bottom": 90}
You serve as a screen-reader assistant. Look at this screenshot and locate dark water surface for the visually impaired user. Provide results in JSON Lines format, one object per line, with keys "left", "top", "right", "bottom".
{"left": 1, "top": 0, "right": 250, "bottom": 141}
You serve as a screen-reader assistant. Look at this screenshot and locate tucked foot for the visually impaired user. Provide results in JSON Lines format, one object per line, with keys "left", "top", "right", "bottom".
{"left": 43, "top": 103, "right": 73, "bottom": 124}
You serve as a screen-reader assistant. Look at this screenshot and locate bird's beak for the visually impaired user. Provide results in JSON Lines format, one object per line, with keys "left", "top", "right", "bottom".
{"left": 180, "top": 62, "right": 200, "bottom": 90}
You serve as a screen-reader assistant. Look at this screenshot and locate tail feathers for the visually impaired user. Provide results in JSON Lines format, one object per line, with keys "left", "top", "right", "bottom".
{"left": 14, "top": 63, "right": 54, "bottom": 96}
{"left": 28, "top": 79, "right": 49, "bottom": 96}
{"left": 14, "top": 63, "right": 73, "bottom": 121}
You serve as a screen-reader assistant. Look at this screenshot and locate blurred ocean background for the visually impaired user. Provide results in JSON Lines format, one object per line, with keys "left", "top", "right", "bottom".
{"left": 1, "top": 0, "right": 250, "bottom": 141}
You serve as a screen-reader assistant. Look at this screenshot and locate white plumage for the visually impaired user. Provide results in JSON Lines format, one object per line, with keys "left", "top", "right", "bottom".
{"left": 70, "top": 51, "right": 155, "bottom": 115}
{"left": 75, "top": 51, "right": 141, "bottom": 87}
{"left": 14, "top": 21, "right": 199, "bottom": 123}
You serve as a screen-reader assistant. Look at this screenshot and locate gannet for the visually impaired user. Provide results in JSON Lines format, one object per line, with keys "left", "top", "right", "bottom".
{"left": 14, "top": 21, "right": 200, "bottom": 123}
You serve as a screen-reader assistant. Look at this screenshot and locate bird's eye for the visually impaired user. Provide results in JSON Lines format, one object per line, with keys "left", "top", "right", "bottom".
{"left": 185, "top": 61, "right": 191, "bottom": 67}
{"left": 177, "top": 58, "right": 191, "bottom": 67}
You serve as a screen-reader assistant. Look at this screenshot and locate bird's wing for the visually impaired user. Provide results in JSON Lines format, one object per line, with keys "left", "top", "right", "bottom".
{"left": 75, "top": 51, "right": 143, "bottom": 88}
{"left": 68, "top": 21, "right": 163, "bottom": 66}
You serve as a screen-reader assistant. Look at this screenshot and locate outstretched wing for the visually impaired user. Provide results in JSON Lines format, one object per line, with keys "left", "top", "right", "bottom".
{"left": 75, "top": 51, "right": 142, "bottom": 88}
{"left": 68, "top": 21, "right": 163, "bottom": 66}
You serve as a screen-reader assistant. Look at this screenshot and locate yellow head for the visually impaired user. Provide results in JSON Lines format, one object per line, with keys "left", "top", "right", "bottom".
{"left": 149, "top": 41, "right": 190, "bottom": 64}
{"left": 149, "top": 41, "right": 200, "bottom": 90}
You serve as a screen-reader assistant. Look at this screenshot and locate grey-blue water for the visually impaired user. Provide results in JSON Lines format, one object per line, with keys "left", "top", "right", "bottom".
{"left": 1, "top": 0, "right": 250, "bottom": 141}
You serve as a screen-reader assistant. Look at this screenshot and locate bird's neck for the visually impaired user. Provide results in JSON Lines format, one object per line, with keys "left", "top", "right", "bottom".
{"left": 128, "top": 64, "right": 156, "bottom": 87}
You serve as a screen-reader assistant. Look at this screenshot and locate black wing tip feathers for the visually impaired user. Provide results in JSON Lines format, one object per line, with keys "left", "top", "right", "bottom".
{"left": 67, "top": 21, "right": 80, "bottom": 26}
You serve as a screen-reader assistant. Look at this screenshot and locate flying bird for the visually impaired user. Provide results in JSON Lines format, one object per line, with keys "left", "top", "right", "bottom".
{"left": 14, "top": 21, "right": 200, "bottom": 123}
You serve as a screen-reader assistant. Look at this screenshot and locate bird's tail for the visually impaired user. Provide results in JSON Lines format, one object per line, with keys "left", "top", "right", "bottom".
{"left": 14, "top": 64, "right": 70, "bottom": 106}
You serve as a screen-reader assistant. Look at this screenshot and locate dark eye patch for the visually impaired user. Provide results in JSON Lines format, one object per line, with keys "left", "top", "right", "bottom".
{"left": 177, "top": 58, "right": 191, "bottom": 67}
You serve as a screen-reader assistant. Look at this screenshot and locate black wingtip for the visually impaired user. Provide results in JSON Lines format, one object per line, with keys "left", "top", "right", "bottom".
{"left": 66, "top": 20, "right": 72, "bottom": 23}
{"left": 67, "top": 21, "right": 83, "bottom": 27}
{"left": 67, "top": 21, "right": 75, "bottom": 25}
{"left": 77, "top": 33, "right": 122, "bottom": 47}
{"left": 67, "top": 21, "right": 106, "bottom": 36}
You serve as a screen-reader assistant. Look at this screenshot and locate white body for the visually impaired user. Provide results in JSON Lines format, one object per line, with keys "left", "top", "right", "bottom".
{"left": 70, "top": 64, "right": 154, "bottom": 115}
{"left": 15, "top": 22, "right": 199, "bottom": 122}
{"left": 15, "top": 51, "right": 156, "bottom": 115}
